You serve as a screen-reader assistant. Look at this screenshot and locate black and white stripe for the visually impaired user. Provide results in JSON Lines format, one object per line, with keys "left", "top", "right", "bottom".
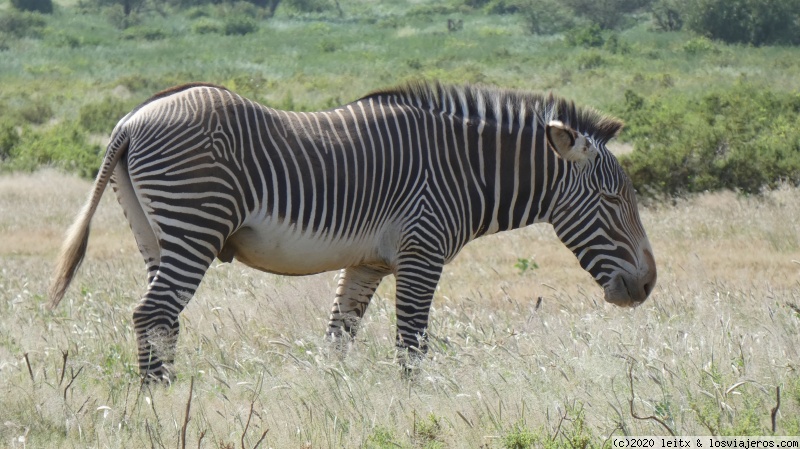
{"left": 50, "top": 81, "right": 656, "bottom": 381}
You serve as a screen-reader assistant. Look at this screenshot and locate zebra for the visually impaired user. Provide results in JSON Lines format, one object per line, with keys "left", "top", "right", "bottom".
{"left": 49, "top": 81, "right": 657, "bottom": 382}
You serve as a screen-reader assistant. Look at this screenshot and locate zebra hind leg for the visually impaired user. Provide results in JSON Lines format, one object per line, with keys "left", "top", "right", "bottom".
{"left": 133, "top": 243, "right": 214, "bottom": 383}
{"left": 325, "top": 265, "right": 389, "bottom": 355}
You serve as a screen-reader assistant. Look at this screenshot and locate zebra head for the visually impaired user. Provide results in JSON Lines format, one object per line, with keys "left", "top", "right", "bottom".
{"left": 545, "top": 120, "right": 656, "bottom": 307}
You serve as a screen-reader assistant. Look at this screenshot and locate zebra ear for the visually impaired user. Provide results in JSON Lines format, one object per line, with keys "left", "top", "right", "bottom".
{"left": 546, "top": 121, "right": 597, "bottom": 163}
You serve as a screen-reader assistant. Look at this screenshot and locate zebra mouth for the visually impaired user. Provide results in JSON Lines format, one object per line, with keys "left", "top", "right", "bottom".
{"left": 603, "top": 273, "right": 648, "bottom": 307}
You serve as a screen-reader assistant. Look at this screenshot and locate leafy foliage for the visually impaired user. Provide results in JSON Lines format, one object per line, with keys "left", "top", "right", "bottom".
{"left": 561, "top": 0, "right": 653, "bottom": 29}
{"left": 17, "top": 98, "right": 53, "bottom": 125}
{"left": 0, "top": 121, "right": 20, "bottom": 162}
{"left": 78, "top": 98, "right": 130, "bottom": 134}
{"left": 191, "top": 17, "right": 221, "bottom": 34}
{"left": 651, "top": 0, "right": 683, "bottom": 31}
{"left": 619, "top": 84, "right": 800, "bottom": 195}
{"left": 683, "top": 0, "right": 800, "bottom": 45}
{"left": 521, "top": 0, "right": 574, "bottom": 35}
{"left": 121, "top": 25, "right": 168, "bottom": 40}
{"left": 11, "top": 0, "right": 53, "bottom": 14}
{"left": 565, "top": 24, "right": 605, "bottom": 48}
{"left": 2, "top": 122, "right": 102, "bottom": 178}
{"left": 0, "top": 10, "right": 47, "bottom": 38}
{"left": 223, "top": 15, "right": 259, "bottom": 35}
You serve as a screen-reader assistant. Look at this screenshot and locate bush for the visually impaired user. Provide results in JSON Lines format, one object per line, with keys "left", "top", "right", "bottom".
{"left": 79, "top": 98, "right": 130, "bottom": 134}
{"left": 4, "top": 122, "right": 101, "bottom": 178}
{"left": 684, "top": 0, "right": 800, "bottom": 46}
{"left": 561, "top": 0, "right": 653, "bottom": 29}
{"left": 11, "top": 0, "right": 53, "bottom": 14}
{"left": 0, "top": 121, "right": 20, "bottom": 161}
{"left": 682, "top": 36, "right": 718, "bottom": 55}
{"left": 223, "top": 16, "right": 258, "bottom": 35}
{"left": 484, "top": 0, "right": 526, "bottom": 14}
{"left": 576, "top": 51, "right": 606, "bottom": 69}
{"left": 521, "top": 0, "right": 574, "bottom": 35}
{"left": 122, "top": 25, "right": 168, "bottom": 40}
{"left": 18, "top": 99, "right": 53, "bottom": 125}
{"left": 0, "top": 10, "right": 47, "bottom": 38}
{"left": 651, "top": 0, "right": 683, "bottom": 31}
{"left": 565, "top": 23, "right": 605, "bottom": 47}
{"left": 191, "top": 18, "right": 221, "bottom": 34}
{"left": 619, "top": 85, "right": 800, "bottom": 195}
{"left": 283, "top": 0, "right": 334, "bottom": 13}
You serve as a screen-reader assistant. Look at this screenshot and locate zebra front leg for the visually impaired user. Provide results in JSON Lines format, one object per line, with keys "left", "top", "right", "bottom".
{"left": 325, "top": 265, "right": 388, "bottom": 353}
{"left": 133, "top": 252, "right": 211, "bottom": 383}
{"left": 393, "top": 254, "right": 444, "bottom": 372}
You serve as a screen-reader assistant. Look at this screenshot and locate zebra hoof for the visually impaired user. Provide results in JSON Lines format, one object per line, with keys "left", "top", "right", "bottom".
{"left": 396, "top": 346, "right": 426, "bottom": 379}
{"left": 141, "top": 365, "right": 175, "bottom": 386}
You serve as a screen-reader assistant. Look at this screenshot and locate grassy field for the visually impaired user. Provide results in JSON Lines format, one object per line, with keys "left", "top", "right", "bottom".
{"left": 0, "top": 171, "right": 798, "bottom": 448}
{"left": 2, "top": 0, "right": 799, "bottom": 123}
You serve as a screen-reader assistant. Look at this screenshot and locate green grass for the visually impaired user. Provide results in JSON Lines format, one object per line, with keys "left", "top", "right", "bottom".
{"left": 3, "top": 1, "right": 800, "bottom": 193}
{"left": 2, "top": 1, "right": 799, "bottom": 120}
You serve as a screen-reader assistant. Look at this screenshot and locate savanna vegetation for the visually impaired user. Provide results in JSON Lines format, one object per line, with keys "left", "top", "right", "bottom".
{"left": 0, "top": 0, "right": 799, "bottom": 447}
{"left": 1, "top": 0, "right": 800, "bottom": 194}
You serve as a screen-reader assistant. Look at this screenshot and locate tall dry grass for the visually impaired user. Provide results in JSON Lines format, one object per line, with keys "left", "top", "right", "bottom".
{"left": 0, "top": 171, "right": 798, "bottom": 448}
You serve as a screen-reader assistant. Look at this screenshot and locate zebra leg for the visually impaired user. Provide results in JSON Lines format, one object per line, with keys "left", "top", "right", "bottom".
{"left": 393, "top": 254, "right": 444, "bottom": 371}
{"left": 132, "top": 242, "right": 213, "bottom": 383}
{"left": 325, "top": 265, "right": 388, "bottom": 351}
{"left": 111, "top": 161, "right": 161, "bottom": 285}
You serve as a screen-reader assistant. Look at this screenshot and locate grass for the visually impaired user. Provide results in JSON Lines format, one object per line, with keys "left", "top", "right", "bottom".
{"left": 0, "top": 170, "right": 798, "bottom": 447}
{"left": 2, "top": 1, "right": 799, "bottom": 125}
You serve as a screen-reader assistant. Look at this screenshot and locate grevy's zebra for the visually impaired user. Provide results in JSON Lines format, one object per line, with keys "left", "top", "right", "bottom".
{"left": 50, "top": 82, "right": 657, "bottom": 381}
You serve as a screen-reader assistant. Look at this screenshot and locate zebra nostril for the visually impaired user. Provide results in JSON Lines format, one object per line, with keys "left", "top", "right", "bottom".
{"left": 643, "top": 279, "right": 654, "bottom": 297}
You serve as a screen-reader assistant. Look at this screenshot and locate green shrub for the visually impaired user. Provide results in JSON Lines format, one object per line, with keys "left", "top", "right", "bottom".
{"left": 684, "top": 0, "right": 800, "bottom": 46}
{"left": 502, "top": 422, "right": 537, "bottom": 449}
{"left": 521, "top": 0, "right": 574, "bottom": 35}
{"left": 191, "top": 18, "right": 221, "bottom": 34}
{"left": 223, "top": 16, "right": 258, "bottom": 35}
{"left": 603, "top": 33, "right": 630, "bottom": 54}
{"left": 566, "top": 23, "right": 605, "bottom": 48}
{"left": 122, "top": 25, "right": 168, "bottom": 40}
{"left": 185, "top": 6, "right": 211, "bottom": 19}
{"left": 484, "top": 0, "right": 526, "bottom": 14}
{"left": 79, "top": 98, "right": 129, "bottom": 134}
{"left": 619, "top": 85, "right": 800, "bottom": 195}
{"left": 651, "top": 0, "right": 683, "bottom": 31}
{"left": 562, "top": 0, "right": 653, "bottom": 29}
{"left": 319, "top": 40, "right": 337, "bottom": 53}
{"left": 682, "top": 36, "right": 718, "bottom": 55}
{"left": 18, "top": 99, "right": 53, "bottom": 125}
{"left": 283, "top": 0, "right": 334, "bottom": 13}
{"left": 11, "top": 0, "right": 53, "bottom": 14}
{"left": 0, "top": 10, "right": 47, "bottom": 38}
{"left": 45, "top": 30, "right": 84, "bottom": 48}
{"left": 576, "top": 51, "right": 606, "bottom": 69}
{"left": 0, "top": 121, "right": 20, "bottom": 161}
{"left": 4, "top": 122, "right": 101, "bottom": 178}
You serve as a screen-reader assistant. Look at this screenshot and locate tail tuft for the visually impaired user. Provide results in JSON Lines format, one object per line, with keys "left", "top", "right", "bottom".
{"left": 48, "top": 211, "right": 92, "bottom": 309}
{"left": 48, "top": 129, "right": 129, "bottom": 309}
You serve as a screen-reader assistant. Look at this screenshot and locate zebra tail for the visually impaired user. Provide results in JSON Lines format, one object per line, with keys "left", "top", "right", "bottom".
{"left": 48, "top": 130, "right": 129, "bottom": 309}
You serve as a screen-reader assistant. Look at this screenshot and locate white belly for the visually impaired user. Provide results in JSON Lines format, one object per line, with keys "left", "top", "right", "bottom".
{"left": 224, "top": 221, "right": 390, "bottom": 275}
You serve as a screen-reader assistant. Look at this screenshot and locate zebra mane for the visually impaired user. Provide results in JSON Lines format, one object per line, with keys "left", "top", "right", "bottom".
{"left": 363, "top": 81, "right": 624, "bottom": 144}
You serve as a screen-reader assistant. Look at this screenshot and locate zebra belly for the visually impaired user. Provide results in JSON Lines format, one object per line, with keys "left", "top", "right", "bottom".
{"left": 223, "top": 223, "right": 384, "bottom": 275}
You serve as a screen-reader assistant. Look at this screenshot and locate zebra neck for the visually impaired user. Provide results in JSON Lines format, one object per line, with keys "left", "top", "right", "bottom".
{"left": 471, "top": 114, "right": 565, "bottom": 238}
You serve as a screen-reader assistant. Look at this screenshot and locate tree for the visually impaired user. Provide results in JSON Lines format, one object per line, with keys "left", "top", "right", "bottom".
{"left": 685, "top": 0, "right": 800, "bottom": 45}
{"left": 11, "top": 0, "right": 53, "bottom": 14}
